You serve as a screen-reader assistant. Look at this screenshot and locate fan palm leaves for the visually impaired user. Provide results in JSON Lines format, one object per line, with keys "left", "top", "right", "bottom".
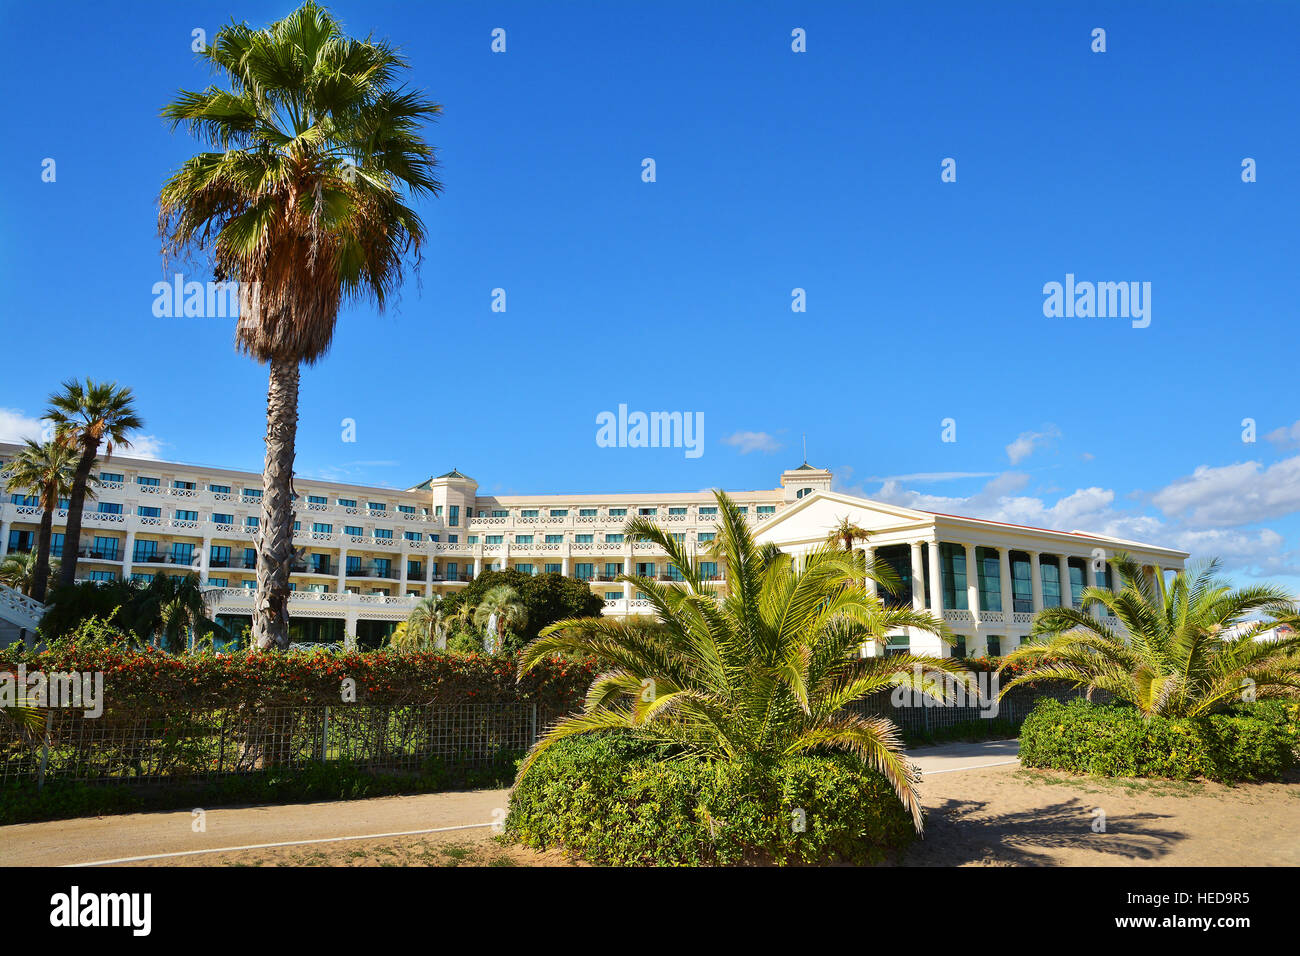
{"left": 517, "top": 490, "right": 963, "bottom": 831}
{"left": 1, "top": 439, "right": 79, "bottom": 601}
{"left": 390, "top": 595, "right": 442, "bottom": 650}
{"left": 473, "top": 586, "right": 527, "bottom": 654}
{"left": 45, "top": 380, "right": 142, "bottom": 590}
{"left": 999, "top": 554, "right": 1299, "bottom": 717}
{"left": 158, "top": 0, "right": 442, "bottom": 650}
{"left": 130, "top": 574, "right": 229, "bottom": 653}
{"left": 0, "top": 551, "right": 59, "bottom": 596}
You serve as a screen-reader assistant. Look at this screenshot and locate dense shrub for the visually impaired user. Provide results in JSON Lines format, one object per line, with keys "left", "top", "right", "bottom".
{"left": 505, "top": 732, "right": 917, "bottom": 865}
{"left": 438, "top": 569, "right": 604, "bottom": 654}
{"left": 0, "top": 639, "right": 595, "bottom": 712}
{"left": 1019, "top": 697, "right": 1300, "bottom": 783}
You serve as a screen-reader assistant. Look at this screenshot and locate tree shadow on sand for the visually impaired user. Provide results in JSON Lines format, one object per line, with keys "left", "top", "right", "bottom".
{"left": 900, "top": 796, "right": 1186, "bottom": 866}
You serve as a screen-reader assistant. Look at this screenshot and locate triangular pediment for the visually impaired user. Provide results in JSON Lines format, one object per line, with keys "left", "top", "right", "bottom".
{"left": 754, "top": 491, "right": 933, "bottom": 546}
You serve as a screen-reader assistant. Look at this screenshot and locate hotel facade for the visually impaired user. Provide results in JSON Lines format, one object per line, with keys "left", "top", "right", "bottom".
{"left": 0, "top": 442, "right": 1189, "bottom": 655}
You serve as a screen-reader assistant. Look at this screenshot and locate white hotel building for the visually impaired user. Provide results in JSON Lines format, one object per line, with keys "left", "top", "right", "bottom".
{"left": 0, "top": 443, "right": 1188, "bottom": 654}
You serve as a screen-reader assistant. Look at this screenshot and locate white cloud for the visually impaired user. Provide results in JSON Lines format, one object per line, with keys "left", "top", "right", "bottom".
{"left": 1264, "top": 420, "right": 1300, "bottom": 450}
{"left": 126, "top": 435, "right": 166, "bottom": 460}
{"left": 1150, "top": 456, "right": 1300, "bottom": 527}
{"left": 1005, "top": 424, "right": 1061, "bottom": 465}
{"left": 722, "top": 431, "right": 781, "bottom": 454}
{"left": 865, "top": 471, "right": 998, "bottom": 483}
{"left": 0, "top": 408, "right": 47, "bottom": 443}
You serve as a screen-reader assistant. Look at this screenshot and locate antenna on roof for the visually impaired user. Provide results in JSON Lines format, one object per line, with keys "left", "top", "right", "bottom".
{"left": 802, "top": 434, "right": 807, "bottom": 464}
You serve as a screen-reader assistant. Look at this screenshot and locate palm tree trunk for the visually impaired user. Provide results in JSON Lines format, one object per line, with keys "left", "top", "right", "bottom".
{"left": 253, "top": 358, "right": 300, "bottom": 651}
{"left": 56, "top": 442, "right": 97, "bottom": 589}
{"left": 31, "top": 503, "right": 55, "bottom": 602}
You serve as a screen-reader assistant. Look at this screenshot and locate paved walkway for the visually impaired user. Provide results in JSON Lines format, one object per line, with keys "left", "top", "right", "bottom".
{"left": 6, "top": 740, "right": 1022, "bottom": 866}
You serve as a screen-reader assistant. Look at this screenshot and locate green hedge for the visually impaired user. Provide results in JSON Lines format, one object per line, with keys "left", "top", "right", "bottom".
{"left": 505, "top": 733, "right": 917, "bottom": 865}
{"left": 1019, "top": 697, "right": 1300, "bottom": 783}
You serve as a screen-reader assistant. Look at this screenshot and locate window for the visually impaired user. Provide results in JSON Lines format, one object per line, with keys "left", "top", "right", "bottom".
{"left": 447, "top": 534, "right": 458, "bottom": 544}
{"left": 9, "top": 494, "right": 38, "bottom": 507}
{"left": 346, "top": 556, "right": 362, "bottom": 573}
{"left": 98, "top": 502, "right": 123, "bottom": 514}
{"left": 1010, "top": 551, "right": 1033, "bottom": 612}
{"left": 545, "top": 534, "right": 563, "bottom": 544}
{"left": 137, "top": 506, "right": 161, "bottom": 518}
{"left": 310, "top": 553, "right": 331, "bottom": 574}
{"left": 172, "top": 543, "right": 195, "bottom": 566}
{"left": 307, "top": 495, "right": 327, "bottom": 505}
{"left": 137, "top": 476, "right": 160, "bottom": 487}
{"left": 175, "top": 509, "right": 198, "bottom": 522}
{"left": 735, "top": 506, "right": 748, "bottom": 514}
{"left": 520, "top": 509, "right": 538, "bottom": 518}
{"left": 172, "top": 480, "right": 196, "bottom": 490}
{"left": 1040, "top": 559, "right": 1062, "bottom": 608}
{"left": 245, "top": 516, "right": 260, "bottom": 528}
{"left": 210, "top": 546, "right": 232, "bottom": 568}
{"left": 243, "top": 548, "right": 257, "bottom": 568}
{"left": 100, "top": 472, "right": 124, "bottom": 484}
{"left": 368, "top": 502, "right": 387, "bottom": 512}
{"left": 490, "top": 509, "right": 507, "bottom": 517}
{"left": 209, "top": 483, "right": 231, "bottom": 494}
{"left": 373, "top": 528, "right": 393, "bottom": 540}
{"left": 608, "top": 508, "right": 627, "bottom": 518}
{"left": 637, "top": 507, "right": 657, "bottom": 516}
{"left": 7, "top": 530, "right": 34, "bottom": 552}
{"left": 550, "top": 509, "right": 568, "bottom": 517}
{"left": 485, "top": 535, "right": 503, "bottom": 544}
{"left": 209, "top": 578, "right": 227, "bottom": 588}
{"left": 575, "top": 563, "right": 595, "bottom": 580}
{"left": 670, "top": 532, "right": 685, "bottom": 545}
{"left": 605, "top": 533, "right": 624, "bottom": 544}
{"left": 398, "top": 505, "right": 416, "bottom": 514}
{"left": 338, "top": 498, "right": 357, "bottom": 508}
{"left": 51, "top": 533, "right": 64, "bottom": 555}
{"left": 92, "top": 536, "right": 120, "bottom": 560}
{"left": 446, "top": 562, "right": 459, "bottom": 579}
{"left": 697, "top": 532, "right": 715, "bottom": 543}
{"left": 403, "top": 531, "right": 422, "bottom": 542}
{"left": 312, "top": 522, "right": 332, "bottom": 534}
{"left": 698, "top": 506, "right": 717, "bottom": 516}
{"left": 575, "top": 534, "right": 593, "bottom": 543}
{"left": 515, "top": 563, "right": 534, "bottom": 575}
{"left": 344, "top": 526, "right": 363, "bottom": 537}
{"left": 243, "top": 488, "right": 262, "bottom": 499}
{"left": 885, "top": 634, "right": 910, "bottom": 657}
{"left": 605, "top": 591, "right": 621, "bottom": 601}
{"left": 796, "top": 487, "right": 815, "bottom": 499}
{"left": 407, "top": 561, "right": 422, "bottom": 578}
{"left": 544, "top": 563, "right": 562, "bottom": 574}
{"left": 636, "top": 562, "right": 656, "bottom": 577}
{"left": 434, "top": 505, "right": 443, "bottom": 516}
{"left": 986, "top": 636, "right": 1002, "bottom": 657}
{"left": 977, "top": 547, "right": 1001, "bottom": 612}
{"left": 133, "top": 540, "right": 158, "bottom": 562}
{"left": 515, "top": 535, "right": 533, "bottom": 544}
{"left": 579, "top": 508, "right": 597, "bottom": 517}
{"left": 757, "top": 506, "right": 775, "bottom": 515}
{"left": 700, "top": 561, "right": 719, "bottom": 580}
{"left": 213, "top": 513, "right": 234, "bottom": 525}
{"left": 603, "top": 562, "right": 621, "bottom": 578}
{"left": 668, "top": 507, "right": 687, "bottom": 516}
{"left": 131, "top": 573, "right": 155, "bottom": 584}
{"left": 448, "top": 505, "right": 459, "bottom": 527}
{"left": 940, "top": 543, "right": 968, "bottom": 610}
{"left": 1067, "top": 558, "right": 1086, "bottom": 608}
{"left": 951, "top": 635, "right": 967, "bottom": 658}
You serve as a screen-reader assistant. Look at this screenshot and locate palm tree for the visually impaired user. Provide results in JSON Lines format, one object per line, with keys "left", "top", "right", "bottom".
{"left": 158, "top": 2, "right": 442, "bottom": 650}
{"left": 999, "top": 555, "right": 1300, "bottom": 717}
{"left": 390, "top": 595, "right": 442, "bottom": 651}
{"left": 474, "top": 585, "right": 527, "bottom": 654}
{"left": 826, "top": 515, "right": 872, "bottom": 553}
{"left": 1, "top": 439, "right": 79, "bottom": 601}
{"left": 0, "top": 551, "right": 59, "bottom": 596}
{"left": 46, "top": 379, "right": 143, "bottom": 589}
{"left": 517, "top": 491, "right": 962, "bottom": 832}
{"left": 130, "top": 573, "right": 228, "bottom": 654}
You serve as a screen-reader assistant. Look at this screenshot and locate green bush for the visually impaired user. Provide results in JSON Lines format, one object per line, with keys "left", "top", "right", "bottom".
{"left": 505, "top": 732, "right": 916, "bottom": 865}
{"left": 1019, "top": 697, "right": 1300, "bottom": 783}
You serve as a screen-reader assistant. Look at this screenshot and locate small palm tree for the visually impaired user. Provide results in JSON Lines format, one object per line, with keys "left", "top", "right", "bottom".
{"left": 390, "top": 595, "right": 442, "bottom": 651}
{"left": 474, "top": 585, "right": 527, "bottom": 654}
{"left": 827, "top": 515, "right": 873, "bottom": 552}
{"left": 1, "top": 439, "right": 79, "bottom": 601}
{"left": 1000, "top": 555, "right": 1299, "bottom": 717}
{"left": 46, "top": 379, "right": 143, "bottom": 589}
{"left": 130, "top": 573, "right": 227, "bottom": 654}
{"left": 518, "top": 491, "right": 962, "bottom": 831}
{"left": 0, "top": 551, "right": 59, "bottom": 596}
{"left": 158, "top": 1, "right": 442, "bottom": 650}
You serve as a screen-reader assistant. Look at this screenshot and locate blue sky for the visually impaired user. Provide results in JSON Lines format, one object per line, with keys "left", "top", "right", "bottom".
{"left": 1, "top": 1, "right": 1298, "bottom": 590}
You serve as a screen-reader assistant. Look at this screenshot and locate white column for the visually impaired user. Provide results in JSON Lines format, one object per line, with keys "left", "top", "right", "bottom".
{"left": 199, "top": 535, "right": 212, "bottom": 584}
{"left": 0, "top": 519, "right": 9, "bottom": 557}
{"left": 863, "top": 545, "right": 877, "bottom": 599}
{"left": 622, "top": 549, "right": 633, "bottom": 601}
{"left": 1086, "top": 557, "right": 1100, "bottom": 618}
{"left": 928, "top": 538, "right": 942, "bottom": 617}
{"left": 424, "top": 548, "right": 435, "bottom": 595}
{"left": 964, "top": 542, "right": 980, "bottom": 621}
{"left": 473, "top": 554, "right": 483, "bottom": 577}
{"left": 909, "top": 542, "right": 925, "bottom": 610}
{"left": 344, "top": 610, "right": 358, "bottom": 650}
{"left": 1058, "top": 554, "right": 1071, "bottom": 608}
{"left": 337, "top": 546, "right": 347, "bottom": 594}
{"left": 122, "top": 530, "right": 136, "bottom": 580}
{"left": 399, "top": 547, "right": 409, "bottom": 593}
{"left": 1029, "top": 550, "right": 1043, "bottom": 611}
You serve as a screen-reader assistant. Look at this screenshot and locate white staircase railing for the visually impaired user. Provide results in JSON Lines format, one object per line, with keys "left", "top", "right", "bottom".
{"left": 0, "top": 582, "right": 46, "bottom": 633}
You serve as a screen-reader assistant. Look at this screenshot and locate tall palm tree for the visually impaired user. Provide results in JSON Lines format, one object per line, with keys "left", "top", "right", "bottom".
{"left": 46, "top": 380, "right": 143, "bottom": 589}
{"left": 517, "top": 491, "right": 962, "bottom": 832}
{"left": 1, "top": 439, "right": 79, "bottom": 601}
{"left": 158, "top": 1, "right": 442, "bottom": 650}
{"left": 1000, "top": 555, "right": 1299, "bottom": 717}
{"left": 130, "top": 573, "right": 228, "bottom": 654}
{"left": 473, "top": 585, "right": 527, "bottom": 654}
{"left": 0, "top": 551, "right": 60, "bottom": 596}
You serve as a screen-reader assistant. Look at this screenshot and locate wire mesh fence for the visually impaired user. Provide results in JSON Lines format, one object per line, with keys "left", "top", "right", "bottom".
{"left": 0, "top": 702, "right": 547, "bottom": 787}
{"left": 847, "top": 685, "right": 1088, "bottom": 738}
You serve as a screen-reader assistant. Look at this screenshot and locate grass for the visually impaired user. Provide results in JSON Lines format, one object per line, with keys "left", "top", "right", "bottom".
{"left": 1015, "top": 767, "right": 1210, "bottom": 798}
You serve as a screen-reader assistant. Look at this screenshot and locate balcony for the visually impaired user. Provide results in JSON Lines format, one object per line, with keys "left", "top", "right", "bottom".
{"left": 345, "top": 565, "right": 401, "bottom": 580}
{"left": 77, "top": 546, "right": 122, "bottom": 562}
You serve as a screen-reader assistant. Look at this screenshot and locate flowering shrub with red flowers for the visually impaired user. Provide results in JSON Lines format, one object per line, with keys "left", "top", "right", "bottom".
{"left": 0, "top": 644, "right": 597, "bottom": 713}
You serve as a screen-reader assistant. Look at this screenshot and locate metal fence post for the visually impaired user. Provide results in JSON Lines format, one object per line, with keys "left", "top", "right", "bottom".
{"left": 321, "top": 705, "right": 330, "bottom": 762}
{"left": 530, "top": 703, "right": 538, "bottom": 745}
{"left": 35, "top": 711, "right": 53, "bottom": 792}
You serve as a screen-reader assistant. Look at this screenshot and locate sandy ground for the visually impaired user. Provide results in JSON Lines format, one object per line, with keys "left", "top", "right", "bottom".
{"left": 6, "top": 741, "right": 1298, "bottom": 866}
